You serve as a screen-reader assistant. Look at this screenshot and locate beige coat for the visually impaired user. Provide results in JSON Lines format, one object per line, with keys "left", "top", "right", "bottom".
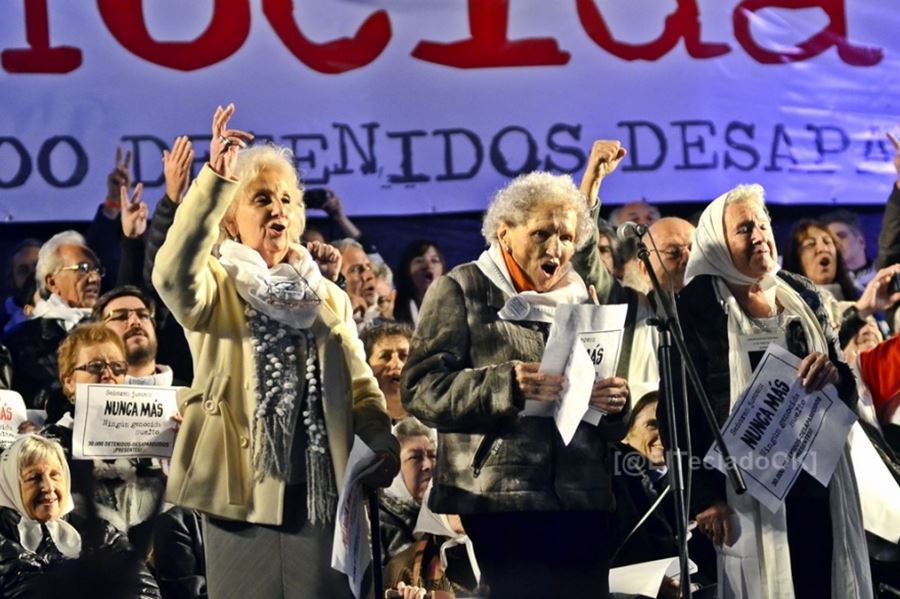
{"left": 153, "top": 166, "right": 396, "bottom": 525}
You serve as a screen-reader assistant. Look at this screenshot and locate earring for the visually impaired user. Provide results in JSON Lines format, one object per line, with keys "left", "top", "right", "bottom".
{"left": 504, "top": 244, "right": 512, "bottom": 254}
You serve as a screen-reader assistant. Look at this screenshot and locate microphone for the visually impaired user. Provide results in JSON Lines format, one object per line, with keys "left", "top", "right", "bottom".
{"left": 616, "top": 221, "right": 647, "bottom": 242}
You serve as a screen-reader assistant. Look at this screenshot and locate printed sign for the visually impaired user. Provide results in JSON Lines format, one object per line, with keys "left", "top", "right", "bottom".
{"left": 0, "top": 390, "right": 28, "bottom": 447}
{"left": 72, "top": 384, "right": 179, "bottom": 459}
{"left": 705, "top": 344, "right": 856, "bottom": 513}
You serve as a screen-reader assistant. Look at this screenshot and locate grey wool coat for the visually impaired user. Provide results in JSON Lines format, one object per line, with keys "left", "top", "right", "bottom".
{"left": 401, "top": 247, "right": 631, "bottom": 515}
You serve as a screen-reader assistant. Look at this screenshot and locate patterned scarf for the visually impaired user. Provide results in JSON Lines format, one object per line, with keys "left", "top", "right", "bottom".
{"left": 245, "top": 307, "right": 336, "bottom": 525}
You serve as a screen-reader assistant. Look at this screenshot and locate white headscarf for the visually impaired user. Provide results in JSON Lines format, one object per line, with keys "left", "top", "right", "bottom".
{"left": 686, "top": 185, "right": 871, "bottom": 599}
{"left": 0, "top": 436, "right": 82, "bottom": 559}
{"left": 683, "top": 187, "right": 779, "bottom": 289}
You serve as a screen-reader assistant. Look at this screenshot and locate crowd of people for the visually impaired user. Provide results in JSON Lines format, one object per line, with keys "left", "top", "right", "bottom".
{"left": 0, "top": 104, "right": 898, "bottom": 599}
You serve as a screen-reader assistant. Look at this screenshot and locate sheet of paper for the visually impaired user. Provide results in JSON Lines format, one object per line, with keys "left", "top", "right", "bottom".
{"left": 609, "top": 557, "right": 697, "bottom": 596}
{"left": 848, "top": 423, "right": 900, "bottom": 543}
{"left": 704, "top": 344, "right": 855, "bottom": 513}
{"left": 554, "top": 338, "right": 595, "bottom": 445}
{"left": 531, "top": 303, "right": 628, "bottom": 436}
{"left": 0, "top": 390, "right": 27, "bottom": 448}
{"left": 72, "top": 384, "right": 178, "bottom": 459}
{"left": 331, "top": 436, "right": 382, "bottom": 599}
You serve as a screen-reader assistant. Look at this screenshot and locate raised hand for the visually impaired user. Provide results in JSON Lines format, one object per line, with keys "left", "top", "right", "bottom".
{"left": 855, "top": 264, "right": 900, "bottom": 317}
{"left": 579, "top": 140, "right": 627, "bottom": 205}
{"left": 209, "top": 103, "right": 253, "bottom": 180}
{"left": 105, "top": 147, "right": 132, "bottom": 213}
{"left": 305, "top": 240, "right": 342, "bottom": 281}
{"left": 120, "top": 182, "right": 147, "bottom": 239}
{"left": 163, "top": 135, "right": 195, "bottom": 203}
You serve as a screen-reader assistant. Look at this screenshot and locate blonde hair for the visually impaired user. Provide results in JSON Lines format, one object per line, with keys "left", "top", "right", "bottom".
{"left": 482, "top": 172, "right": 592, "bottom": 249}
{"left": 57, "top": 323, "right": 125, "bottom": 391}
{"left": 220, "top": 145, "right": 306, "bottom": 243}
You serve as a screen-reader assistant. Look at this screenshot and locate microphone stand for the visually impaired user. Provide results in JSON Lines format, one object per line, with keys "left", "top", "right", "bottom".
{"left": 635, "top": 239, "right": 747, "bottom": 598}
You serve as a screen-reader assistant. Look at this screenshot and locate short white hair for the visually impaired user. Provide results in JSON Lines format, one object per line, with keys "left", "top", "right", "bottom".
{"left": 331, "top": 238, "right": 364, "bottom": 253}
{"left": 35, "top": 230, "right": 88, "bottom": 295}
{"left": 482, "top": 172, "right": 592, "bottom": 249}
{"left": 723, "top": 183, "right": 767, "bottom": 211}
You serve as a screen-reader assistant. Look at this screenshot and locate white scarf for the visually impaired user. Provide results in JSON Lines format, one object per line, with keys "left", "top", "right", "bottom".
{"left": 0, "top": 436, "right": 82, "bottom": 559}
{"left": 475, "top": 243, "right": 588, "bottom": 323}
{"left": 125, "top": 365, "right": 174, "bottom": 387}
{"left": 31, "top": 294, "right": 90, "bottom": 332}
{"left": 687, "top": 190, "right": 871, "bottom": 599}
{"left": 218, "top": 240, "right": 323, "bottom": 329}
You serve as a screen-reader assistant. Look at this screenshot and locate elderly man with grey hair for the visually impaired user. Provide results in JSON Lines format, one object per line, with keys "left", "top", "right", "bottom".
{"left": 3, "top": 230, "right": 104, "bottom": 407}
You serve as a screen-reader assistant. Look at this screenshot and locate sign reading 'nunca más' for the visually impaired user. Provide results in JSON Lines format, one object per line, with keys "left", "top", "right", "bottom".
{"left": 1, "top": 1, "right": 897, "bottom": 220}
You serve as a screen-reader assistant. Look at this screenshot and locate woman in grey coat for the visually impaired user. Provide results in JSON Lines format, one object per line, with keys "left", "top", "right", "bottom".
{"left": 402, "top": 141, "right": 633, "bottom": 599}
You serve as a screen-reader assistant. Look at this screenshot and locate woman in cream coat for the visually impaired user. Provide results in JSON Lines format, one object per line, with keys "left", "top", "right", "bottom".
{"left": 153, "top": 104, "right": 398, "bottom": 599}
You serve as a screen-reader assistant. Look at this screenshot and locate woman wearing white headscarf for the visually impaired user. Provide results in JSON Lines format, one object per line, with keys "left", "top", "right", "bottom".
{"left": 670, "top": 184, "right": 870, "bottom": 598}
{"left": 0, "top": 435, "right": 159, "bottom": 598}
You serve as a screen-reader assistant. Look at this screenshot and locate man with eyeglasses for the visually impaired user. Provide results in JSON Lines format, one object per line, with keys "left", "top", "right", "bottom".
{"left": 3, "top": 231, "right": 105, "bottom": 407}
{"left": 92, "top": 285, "right": 180, "bottom": 387}
{"left": 334, "top": 238, "right": 379, "bottom": 310}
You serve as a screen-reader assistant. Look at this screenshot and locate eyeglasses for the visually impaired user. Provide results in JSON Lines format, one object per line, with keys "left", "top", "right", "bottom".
{"left": 104, "top": 308, "right": 154, "bottom": 323}
{"left": 72, "top": 360, "right": 128, "bottom": 377}
{"left": 56, "top": 262, "right": 105, "bottom": 278}
{"left": 657, "top": 245, "right": 690, "bottom": 261}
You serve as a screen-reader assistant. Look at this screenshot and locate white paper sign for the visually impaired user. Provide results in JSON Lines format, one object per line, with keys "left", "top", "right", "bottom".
{"left": 0, "top": 390, "right": 27, "bottom": 447}
{"left": 530, "top": 303, "right": 628, "bottom": 437}
{"left": 72, "top": 384, "right": 179, "bottom": 459}
{"left": 848, "top": 423, "right": 900, "bottom": 543}
{"left": 331, "top": 435, "right": 382, "bottom": 599}
{"left": 705, "top": 344, "right": 856, "bottom": 513}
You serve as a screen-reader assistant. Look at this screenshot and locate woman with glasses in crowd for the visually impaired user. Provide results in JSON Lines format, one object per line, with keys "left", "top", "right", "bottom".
{"left": 39, "top": 323, "right": 166, "bottom": 534}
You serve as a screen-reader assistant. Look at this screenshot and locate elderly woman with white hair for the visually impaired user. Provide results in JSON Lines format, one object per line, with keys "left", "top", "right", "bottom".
{"left": 671, "top": 183, "right": 871, "bottom": 599}
{"left": 402, "top": 141, "right": 631, "bottom": 598}
{"left": 0, "top": 435, "right": 159, "bottom": 598}
{"left": 152, "top": 104, "right": 399, "bottom": 599}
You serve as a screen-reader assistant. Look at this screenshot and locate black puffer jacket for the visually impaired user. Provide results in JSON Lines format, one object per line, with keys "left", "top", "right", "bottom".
{"left": 0, "top": 507, "right": 160, "bottom": 598}
{"left": 3, "top": 317, "right": 71, "bottom": 408}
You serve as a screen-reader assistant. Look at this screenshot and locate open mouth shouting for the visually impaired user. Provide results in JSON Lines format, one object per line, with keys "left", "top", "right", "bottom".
{"left": 539, "top": 260, "right": 560, "bottom": 281}
{"left": 268, "top": 222, "right": 287, "bottom": 237}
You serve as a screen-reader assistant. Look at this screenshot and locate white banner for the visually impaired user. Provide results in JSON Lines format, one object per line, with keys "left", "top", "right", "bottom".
{"left": 1, "top": 1, "right": 898, "bottom": 221}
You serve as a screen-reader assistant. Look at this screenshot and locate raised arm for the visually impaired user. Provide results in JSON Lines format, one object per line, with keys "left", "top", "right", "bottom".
{"left": 151, "top": 104, "right": 250, "bottom": 330}
{"left": 572, "top": 140, "right": 628, "bottom": 303}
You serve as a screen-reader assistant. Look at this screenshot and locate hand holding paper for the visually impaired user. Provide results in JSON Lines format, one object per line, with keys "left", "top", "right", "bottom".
{"left": 514, "top": 362, "right": 564, "bottom": 404}
{"left": 589, "top": 376, "right": 629, "bottom": 414}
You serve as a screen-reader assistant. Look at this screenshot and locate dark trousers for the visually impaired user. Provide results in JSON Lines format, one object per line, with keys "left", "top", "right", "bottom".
{"left": 461, "top": 510, "right": 611, "bottom": 599}
{"left": 785, "top": 472, "right": 832, "bottom": 599}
